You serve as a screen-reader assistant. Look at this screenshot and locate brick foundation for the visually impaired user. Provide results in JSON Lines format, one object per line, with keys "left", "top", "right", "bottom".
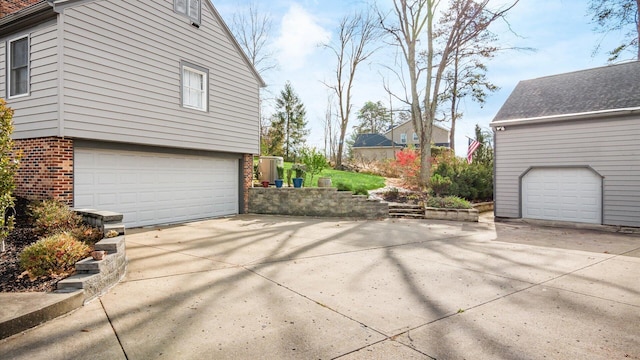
{"left": 241, "top": 154, "right": 254, "bottom": 213}
{"left": 13, "top": 137, "right": 74, "bottom": 205}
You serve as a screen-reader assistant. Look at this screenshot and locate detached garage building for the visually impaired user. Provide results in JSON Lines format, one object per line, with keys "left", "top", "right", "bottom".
{"left": 491, "top": 61, "right": 640, "bottom": 228}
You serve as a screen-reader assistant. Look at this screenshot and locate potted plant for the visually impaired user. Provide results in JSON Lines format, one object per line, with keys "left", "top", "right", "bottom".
{"left": 275, "top": 166, "right": 284, "bottom": 188}
{"left": 291, "top": 163, "right": 306, "bottom": 188}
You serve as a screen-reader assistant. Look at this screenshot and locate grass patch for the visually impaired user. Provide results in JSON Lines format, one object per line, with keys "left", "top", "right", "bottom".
{"left": 256, "top": 160, "right": 386, "bottom": 191}
{"left": 317, "top": 167, "right": 385, "bottom": 191}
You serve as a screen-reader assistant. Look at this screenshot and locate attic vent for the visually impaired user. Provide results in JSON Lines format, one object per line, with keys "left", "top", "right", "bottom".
{"left": 174, "top": 0, "right": 201, "bottom": 26}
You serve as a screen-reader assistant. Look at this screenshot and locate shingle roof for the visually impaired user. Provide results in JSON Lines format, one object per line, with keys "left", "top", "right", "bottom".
{"left": 0, "top": 0, "right": 44, "bottom": 19}
{"left": 353, "top": 134, "right": 403, "bottom": 148}
{"left": 493, "top": 61, "right": 640, "bottom": 122}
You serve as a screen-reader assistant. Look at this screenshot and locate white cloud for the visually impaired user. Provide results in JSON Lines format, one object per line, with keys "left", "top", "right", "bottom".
{"left": 274, "top": 3, "right": 331, "bottom": 70}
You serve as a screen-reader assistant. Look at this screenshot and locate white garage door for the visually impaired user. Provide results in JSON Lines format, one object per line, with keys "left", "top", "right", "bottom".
{"left": 522, "top": 168, "right": 601, "bottom": 224}
{"left": 75, "top": 147, "right": 238, "bottom": 227}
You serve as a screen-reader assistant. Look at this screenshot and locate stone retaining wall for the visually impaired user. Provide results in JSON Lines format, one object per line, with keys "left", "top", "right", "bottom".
{"left": 425, "top": 207, "right": 479, "bottom": 222}
{"left": 248, "top": 188, "right": 388, "bottom": 219}
{"left": 56, "top": 209, "right": 127, "bottom": 302}
{"left": 472, "top": 201, "right": 494, "bottom": 213}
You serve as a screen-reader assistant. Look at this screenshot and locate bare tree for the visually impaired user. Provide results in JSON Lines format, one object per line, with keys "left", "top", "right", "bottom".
{"left": 588, "top": 0, "right": 639, "bottom": 61}
{"left": 322, "top": 94, "right": 339, "bottom": 162}
{"left": 438, "top": 0, "right": 500, "bottom": 152}
{"left": 380, "top": 0, "right": 517, "bottom": 188}
{"left": 231, "top": 1, "right": 277, "bottom": 75}
{"left": 323, "top": 9, "right": 382, "bottom": 168}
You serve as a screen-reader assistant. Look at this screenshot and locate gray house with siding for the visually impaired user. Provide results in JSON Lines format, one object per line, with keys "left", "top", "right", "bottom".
{"left": 1, "top": 0, "right": 265, "bottom": 227}
{"left": 491, "top": 61, "right": 640, "bottom": 228}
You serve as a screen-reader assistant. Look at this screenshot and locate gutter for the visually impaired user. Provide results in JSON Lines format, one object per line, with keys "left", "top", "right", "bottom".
{"left": 490, "top": 107, "right": 640, "bottom": 128}
{"left": 0, "top": 1, "right": 55, "bottom": 36}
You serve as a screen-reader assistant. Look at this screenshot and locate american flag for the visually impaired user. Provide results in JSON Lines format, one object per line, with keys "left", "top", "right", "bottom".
{"left": 467, "top": 138, "right": 481, "bottom": 164}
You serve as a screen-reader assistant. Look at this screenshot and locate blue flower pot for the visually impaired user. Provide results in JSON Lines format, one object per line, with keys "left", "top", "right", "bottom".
{"left": 293, "top": 178, "right": 303, "bottom": 188}
{"left": 275, "top": 179, "right": 284, "bottom": 188}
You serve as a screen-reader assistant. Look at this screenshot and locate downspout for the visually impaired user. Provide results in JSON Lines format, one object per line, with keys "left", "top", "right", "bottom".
{"left": 492, "top": 127, "right": 497, "bottom": 218}
{"left": 53, "top": 2, "right": 64, "bottom": 138}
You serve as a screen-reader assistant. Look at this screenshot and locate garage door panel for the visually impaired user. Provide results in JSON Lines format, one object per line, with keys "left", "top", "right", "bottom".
{"left": 522, "top": 168, "right": 601, "bottom": 224}
{"left": 75, "top": 147, "right": 238, "bottom": 227}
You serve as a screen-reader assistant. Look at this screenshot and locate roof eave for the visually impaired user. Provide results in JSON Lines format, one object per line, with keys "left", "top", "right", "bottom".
{"left": 491, "top": 107, "right": 640, "bottom": 128}
{"left": 0, "top": 1, "right": 55, "bottom": 35}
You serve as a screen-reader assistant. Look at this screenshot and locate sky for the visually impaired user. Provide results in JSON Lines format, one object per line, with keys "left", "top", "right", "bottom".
{"left": 213, "top": 0, "right": 632, "bottom": 157}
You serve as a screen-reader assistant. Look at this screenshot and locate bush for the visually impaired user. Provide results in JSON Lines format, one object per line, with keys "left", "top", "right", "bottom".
{"left": 1, "top": 99, "right": 19, "bottom": 250}
{"left": 29, "top": 199, "right": 82, "bottom": 237}
{"left": 19, "top": 232, "right": 90, "bottom": 279}
{"left": 374, "top": 159, "right": 400, "bottom": 178}
{"left": 393, "top": 147, "right": 421, "bottom": 188}
{"left": 69, "top": 224, "right": 104, "bottom": 246}
{"left": 382, "top": 187, "right": 400, "bottom": 201}
{"left": 429, "top": 173, "right": 452, "bottom": 197}
{"left": 334, "top": 181, "right": 369, "bottom": 196}
{"left": 427, "top": 196, "right": 472, "bottom": 209}
{"left": 353, "top": 185, "right": 369, "bottom": 196}
{"left": 430, "top": 152, "right": 493, "bottom": 202}
{"left": 335, "top": 181, "right": 351, "bottom": 192}
{"left": 300, "top": 147, "right": 328, "bottom": 186}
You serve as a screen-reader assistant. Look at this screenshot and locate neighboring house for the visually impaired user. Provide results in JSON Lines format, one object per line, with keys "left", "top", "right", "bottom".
{"left": 1, "top": 0, "right": 265, "bottom": 227}
{"left": 352, "top": 121, "right": 450, "bottom": 161}
{"left": 351, "top": 133, "right": 404, "bottom": 162}
{"left": 491, "top": 61, "right": 640, "bottom": 227}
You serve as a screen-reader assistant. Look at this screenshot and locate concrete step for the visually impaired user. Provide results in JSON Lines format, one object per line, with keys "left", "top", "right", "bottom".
{"left": 388, "top": 204, "right": 423, "bottom": 210}
{"left": 389, "top": 208, "right": 424, "bottom": 214}
{"left": 104, "top": 223, "right": 125, "bottom": 236}
{"left": 390, "top": 213, "right": 425, "bottom": 219}
{"left": 57, "top": 273, "right": 98, "bottom": 291}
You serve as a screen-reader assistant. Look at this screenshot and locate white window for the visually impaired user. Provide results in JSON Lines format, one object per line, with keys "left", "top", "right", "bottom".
{"left": 413, "top": 132, "right": 419, "bottom": 141}
{"left": 174, "top": 0, "right": 201, "bottom": 25}
{"left": 8, "top": 35, "right": 29, "bottom": 98}
{"left": 181, "top": 62, "right": 208, "bottom": 112}
{"left": 400, "top": 133, "right": 407, "bottom": 144}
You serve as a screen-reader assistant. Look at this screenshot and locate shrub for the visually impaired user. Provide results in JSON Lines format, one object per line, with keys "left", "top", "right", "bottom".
{"left": 382, "top": 187, "right": 400, "bottom": 201}
{"left": 69, "top": 224, "right": 104, "bottom": 245}
{"left": 19, "top": 232, "right": 90, "bottom": 279}
{"left": 393, "top": 147, "right": 421, "bottom": 188}
{"left": 429, "top": 173, "right": 452, "bottom": 197}
{"left": 334, "top": 181, "right": 368, "bottom": 196}
{"left": 353, "top": 185, "right": 369, "bottom": 196}
{"left": 29, "top": 199, "right": 82, "bottom": 237}
{"left": 431, "top": 152, "right": 493, "bottom": 202}
{"left": 375, "top": 159, "right": 400, "bottom": 178}
{"left": 300, "top": 147, "right": 328, "bottom": 186}
{"left": 335, "top": 181, "right": 351, "bottom": 192}
{"left": 427, "top": 196, "right": 472, "bottom": 209}
{"left": 1, "top": 99, "right": 19, "bottom": 251}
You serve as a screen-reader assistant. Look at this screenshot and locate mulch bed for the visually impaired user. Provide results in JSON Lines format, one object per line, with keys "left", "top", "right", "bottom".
{"left": 0, "top": 199, "right": 60, "bottom": 293}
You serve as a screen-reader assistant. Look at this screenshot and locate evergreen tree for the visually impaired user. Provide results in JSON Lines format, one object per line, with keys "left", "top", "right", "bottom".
{"left": 355, "top": 101, "right": 391, "bottom": 134}
{"left": 273, "top": 82, "right": 309, "bottom": 161}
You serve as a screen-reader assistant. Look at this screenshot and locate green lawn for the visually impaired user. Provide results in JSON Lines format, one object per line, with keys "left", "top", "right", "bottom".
{"left": 282, "top": 162, "right": 386, "bottom": 190}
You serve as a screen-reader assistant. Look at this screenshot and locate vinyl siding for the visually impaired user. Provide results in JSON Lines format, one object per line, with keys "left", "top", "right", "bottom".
{"left": 386, "top": 121, "right": 450, "bottom": 146}
{"left": 494, "top": 115, "right": 640, "bottom": 227}
{"left": 0, "top": 21, "right": 59, "bottom": 138}
{"left": 61, "top": 0, "right": 260, "bottom": 154}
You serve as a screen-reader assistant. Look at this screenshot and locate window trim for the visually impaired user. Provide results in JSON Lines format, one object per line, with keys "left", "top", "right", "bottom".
{"left": 174, "top": 0, "right": 201, "bottom": 25}
{"left": 7, "top": 35, "right": 30, "bottom": 99}
{"left": 400, "top": 133, "right": 407, "bottom": 144}
{"left": 180, "top": 61, "right": 209, "bottom": 112}
{"left": 412, "top": 132, "right": 419, "bottom": 141}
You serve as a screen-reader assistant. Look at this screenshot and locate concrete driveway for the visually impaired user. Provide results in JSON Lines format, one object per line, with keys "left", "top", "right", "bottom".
{"left": 1, "top": 215, "right": 639, "bottom": 359}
